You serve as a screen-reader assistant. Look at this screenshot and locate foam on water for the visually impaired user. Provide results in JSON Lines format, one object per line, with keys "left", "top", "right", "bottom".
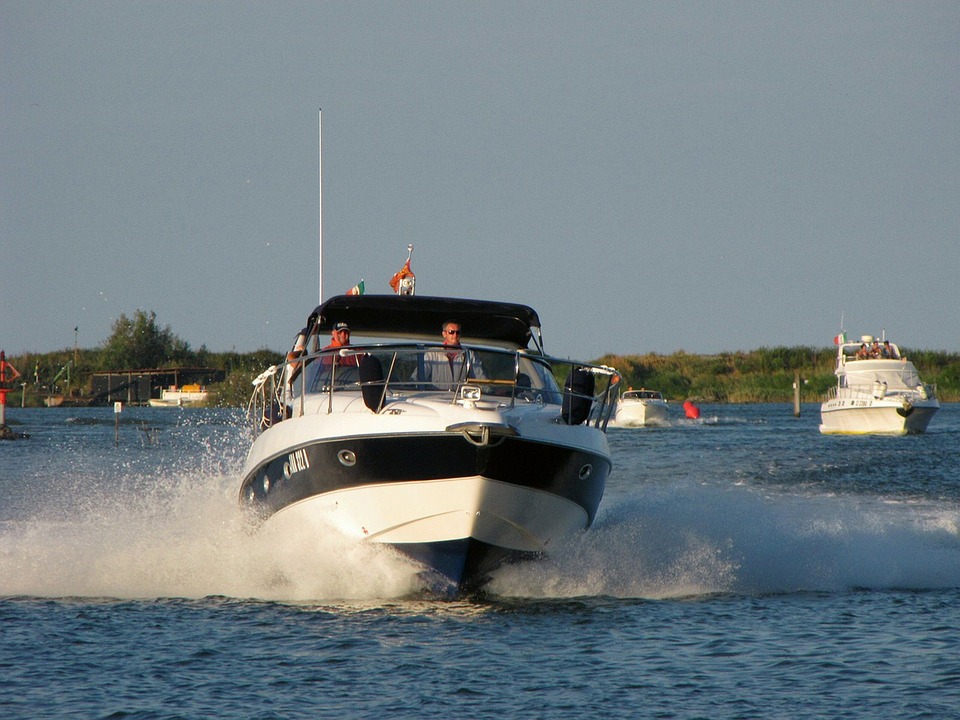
{"left": 3, "top": 466, "right": 958, "bottom": 602}
{"left": 489, "top": 480, "right": 960, "bottom": 598}
{"left": 0, "top": 468, "right": 422, "bottom": 601}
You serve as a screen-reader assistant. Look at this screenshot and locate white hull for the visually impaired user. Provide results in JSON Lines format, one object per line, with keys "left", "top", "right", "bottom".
{"left": 148, "top": 389, "right": 208, "bottom": 407}
{"left": 614, "top": 401, "right": 669, "bottom": 427}
{"left": 613, "top": 389, "right": 669, "bottom": 427}
{"left": 242, "top": 391, "right": 611, "bottom": 591}
{"left": 275, "top": 475, "right": 589, "bottom": 551}
{"left": 819, "top": 396, "right": 938, "bottom": 435}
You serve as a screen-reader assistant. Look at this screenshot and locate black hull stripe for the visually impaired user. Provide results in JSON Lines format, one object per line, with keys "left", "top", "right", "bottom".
{"left": 240, "top": 434, "right": 609, "bottom": 523}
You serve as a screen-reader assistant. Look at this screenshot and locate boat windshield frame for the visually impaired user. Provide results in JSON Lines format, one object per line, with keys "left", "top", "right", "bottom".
{"left": 248, "top": 341, "right": 620, "bottom": 435}
{"left": 622, "top": 389, "right": 664, "bottom": 401}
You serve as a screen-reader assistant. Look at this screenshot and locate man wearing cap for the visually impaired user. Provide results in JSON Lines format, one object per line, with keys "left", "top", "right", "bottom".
{"left": 322, "top": 322, "right": 361, "bottom": 367}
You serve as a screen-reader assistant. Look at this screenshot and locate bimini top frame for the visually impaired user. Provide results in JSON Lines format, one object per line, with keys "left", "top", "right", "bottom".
{"left": 309, "top": 294, "right": 543, "bottom": 351}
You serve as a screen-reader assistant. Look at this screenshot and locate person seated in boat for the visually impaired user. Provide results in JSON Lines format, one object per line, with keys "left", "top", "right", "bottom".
{"left": 882, "top": 340, "right": 894, "bottom": 359}
{"left": 321, "top": 323, "right": 361, "bottom": 368}
{"left": 300, "top": 322, "right": 363, "bottom": 392}
{"left": 855, "top": 343, "right": 869, "bottom": 360}
{"left": 869, "top": 340, "right": 882, "bottom": 358}
{"left": 417, "top": 320, "right": 486, "bottom": 390}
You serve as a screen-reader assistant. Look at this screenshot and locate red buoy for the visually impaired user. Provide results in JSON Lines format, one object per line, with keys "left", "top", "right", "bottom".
{"left": 683, "top": 400, "right": 701, "bottom": 419}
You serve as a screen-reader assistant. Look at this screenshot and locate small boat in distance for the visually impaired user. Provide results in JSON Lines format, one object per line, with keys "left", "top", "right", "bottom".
{"left": 148, "top": 384, "right": 209, "bottom": 407}
{"left": 240, "top": 293, "right": 620, "bottom": 594}
{"left": 819, "top": 334, "right": 939, "bottom": 435}
{"left": 614, "top": 388, "right": 669, "bottom": 427}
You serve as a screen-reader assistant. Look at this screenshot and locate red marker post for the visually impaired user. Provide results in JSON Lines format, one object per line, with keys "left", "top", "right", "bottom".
{"left": 1, "top": 351, "right": 23, "bottom": 436}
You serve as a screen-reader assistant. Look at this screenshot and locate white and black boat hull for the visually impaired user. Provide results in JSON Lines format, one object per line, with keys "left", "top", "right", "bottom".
{"left": 240, "top": 432, "right": 609, "bottom": 592}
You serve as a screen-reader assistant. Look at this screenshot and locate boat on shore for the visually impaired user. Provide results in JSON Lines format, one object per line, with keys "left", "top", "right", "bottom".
{"left": 240, "top": 294, "right": 620, "bottom": 593}
{"left": 148, "top": 384, "right": 208, "bottom": 407}
{"left": 819, "top": 334, "right": 939, "bottom": 435}
{"left": 613, "top": 388, "right": 669, "bottom": 427}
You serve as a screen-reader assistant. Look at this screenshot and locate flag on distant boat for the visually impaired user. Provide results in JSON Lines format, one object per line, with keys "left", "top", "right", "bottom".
{"left": 389, "top": 244, "right": 416, "bottom": 295}
{"left": 833, "top": 332, "right": 846, "bottom": 345}
{"left": 346, "top": 279, "right": 364, "bottom": 296}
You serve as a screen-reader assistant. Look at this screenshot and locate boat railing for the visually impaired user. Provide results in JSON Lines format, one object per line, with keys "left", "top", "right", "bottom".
{"left": 247, "top": 343, "right": 621, "bottom": 436}
{"left": 826, "top": 380, "right": 938, "bottom": 402}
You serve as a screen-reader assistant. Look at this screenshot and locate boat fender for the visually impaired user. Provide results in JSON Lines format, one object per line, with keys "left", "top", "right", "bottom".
{"left": 562, "top": 366, "right": 594, "bottom": 425}
{"left": 359, "top": 355, "right": 386, "bottom": 412}
{"left": 873, "top": 380, "right": 887, "bottom": 400}
{"left": 683, "top": 400, "right": 701, "bottom": 419}
{"left": 897, "top": 402, "right": 914, "bottom": 418}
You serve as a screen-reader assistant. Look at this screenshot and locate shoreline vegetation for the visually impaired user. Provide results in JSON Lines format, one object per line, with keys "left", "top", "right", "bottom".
{"left": 596, "top": 348, "right": 960, "bottom": 404}
{"left": 4, "top": 310, "right": 958, "bottom": 408}
{"left": 6, "top": 345, "right": 959, "bottom": 408}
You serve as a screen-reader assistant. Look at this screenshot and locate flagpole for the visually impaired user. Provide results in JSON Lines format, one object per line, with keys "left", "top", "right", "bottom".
{"left": 318, "top": 108, "right": 323, "bottom": 304}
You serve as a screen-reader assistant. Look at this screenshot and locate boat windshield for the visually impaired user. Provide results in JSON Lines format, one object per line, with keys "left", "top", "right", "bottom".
{"left": 623, "top": 390, "right": 662, "bottom": 400}
{"left": 296, "top": 344, "right": 564, "bottom": 402}
{"left": 248, "top": 342, "right": 621, "bottom": 435}
{"left": 842, "top": 364, "right": 923, "bottom": 390}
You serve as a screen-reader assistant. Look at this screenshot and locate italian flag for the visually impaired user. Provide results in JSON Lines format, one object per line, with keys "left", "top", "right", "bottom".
{"left": 346, "top": 279, "right": 364, "bottom": 296}
{"left": 833, "top": 332, "right": 846, "bottom": 345}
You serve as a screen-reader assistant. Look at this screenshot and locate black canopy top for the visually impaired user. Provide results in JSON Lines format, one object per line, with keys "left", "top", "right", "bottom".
{"left": 310, "top": 295, "right": 541, "bottom": 348}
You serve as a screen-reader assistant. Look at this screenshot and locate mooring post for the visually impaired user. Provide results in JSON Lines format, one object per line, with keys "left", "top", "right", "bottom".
{"left": 793, "top": 371, "right": 801, "bottom": 417}
{"left": 114, "top": 401, "right": 122, "bottom": 445}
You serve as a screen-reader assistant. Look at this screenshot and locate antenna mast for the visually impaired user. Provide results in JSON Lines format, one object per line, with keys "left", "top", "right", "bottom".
{"left": 318, "top": 108, "right": 323, "bottom": 303}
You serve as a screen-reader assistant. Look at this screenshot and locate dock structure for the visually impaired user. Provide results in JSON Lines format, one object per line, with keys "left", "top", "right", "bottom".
{"left": 89, "top": 367, "right": 225, "bottom": 406}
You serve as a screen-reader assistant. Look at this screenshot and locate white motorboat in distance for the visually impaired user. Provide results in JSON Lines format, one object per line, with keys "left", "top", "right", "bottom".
{"left": 819, "top": 335, "right": 939, "bottom": 435}
{"left": 240, "top": 294, "right": 621, "bottom": 593}
{"left": 614, "top": 388, "right": 669, "bottom": 427}
{"left": 148, "top": 384, "right": 209, "bottom": 407}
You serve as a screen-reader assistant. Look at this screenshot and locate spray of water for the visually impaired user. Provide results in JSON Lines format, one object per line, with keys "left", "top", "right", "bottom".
{"left": 489, "top": 480, "right": 960, "bottom": 598}
{"left": 0, "top": 469, "right": 421, "bottom": 601}
{"left": 2, "top": 463, "right": 958, "bottom": 602}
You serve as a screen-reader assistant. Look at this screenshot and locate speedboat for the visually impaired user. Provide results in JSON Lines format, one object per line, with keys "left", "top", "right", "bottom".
{"left": 240, "top": 294, "right": 620, "bottom": 593}
{"left": 819, "top": 335, "right": 939, "bottom": 435}
{"left": 614, "top": 388, "right": 669, "bottom": 427}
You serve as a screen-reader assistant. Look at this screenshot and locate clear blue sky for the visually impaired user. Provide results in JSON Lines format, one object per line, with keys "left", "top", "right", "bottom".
{"left": 3, "top": 2, "right": 958, "bottom": 360}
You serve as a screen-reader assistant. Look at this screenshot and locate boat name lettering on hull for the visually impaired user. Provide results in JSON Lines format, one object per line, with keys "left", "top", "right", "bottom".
{"left": 283, "top": 449, "right": 310, "bottom": 479}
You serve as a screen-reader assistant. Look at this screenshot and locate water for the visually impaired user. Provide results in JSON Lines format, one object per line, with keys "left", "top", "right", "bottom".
{"left": 1, "top": 404, "right": 959, "bottom": 718}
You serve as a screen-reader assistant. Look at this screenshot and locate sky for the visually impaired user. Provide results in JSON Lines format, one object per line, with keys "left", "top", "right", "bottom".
{"left": 2, "top": 2, "right": 958, "bottom": 361}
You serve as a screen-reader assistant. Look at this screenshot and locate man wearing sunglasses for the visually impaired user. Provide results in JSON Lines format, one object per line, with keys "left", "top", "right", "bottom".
{"left": 420, "top": 320, "right": 486, "bottom": 389}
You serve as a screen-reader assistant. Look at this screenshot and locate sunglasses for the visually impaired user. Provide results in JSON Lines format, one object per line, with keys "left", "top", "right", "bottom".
{"left": 445, "top": 329, "right": 461, "bottom": 335}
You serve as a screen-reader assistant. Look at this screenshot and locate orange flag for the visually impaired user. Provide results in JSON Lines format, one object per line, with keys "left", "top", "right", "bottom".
{"left": 389, "top": 258, "right": 415, "bottom": 295}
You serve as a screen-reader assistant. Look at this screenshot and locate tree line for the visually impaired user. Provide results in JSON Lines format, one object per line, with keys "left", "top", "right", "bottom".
{"left": 6, "top": 310, "right": 960, "bottom": 406}
{"left": 8, "top": 310, "right": 282, "bottom": 407}
{"left": 597, "top": 346, "right": 960, "bottom": 403}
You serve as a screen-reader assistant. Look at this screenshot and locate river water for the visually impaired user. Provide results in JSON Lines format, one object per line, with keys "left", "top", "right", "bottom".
{"left": 1, "top": 404, "right": 958, "bottom": 718}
